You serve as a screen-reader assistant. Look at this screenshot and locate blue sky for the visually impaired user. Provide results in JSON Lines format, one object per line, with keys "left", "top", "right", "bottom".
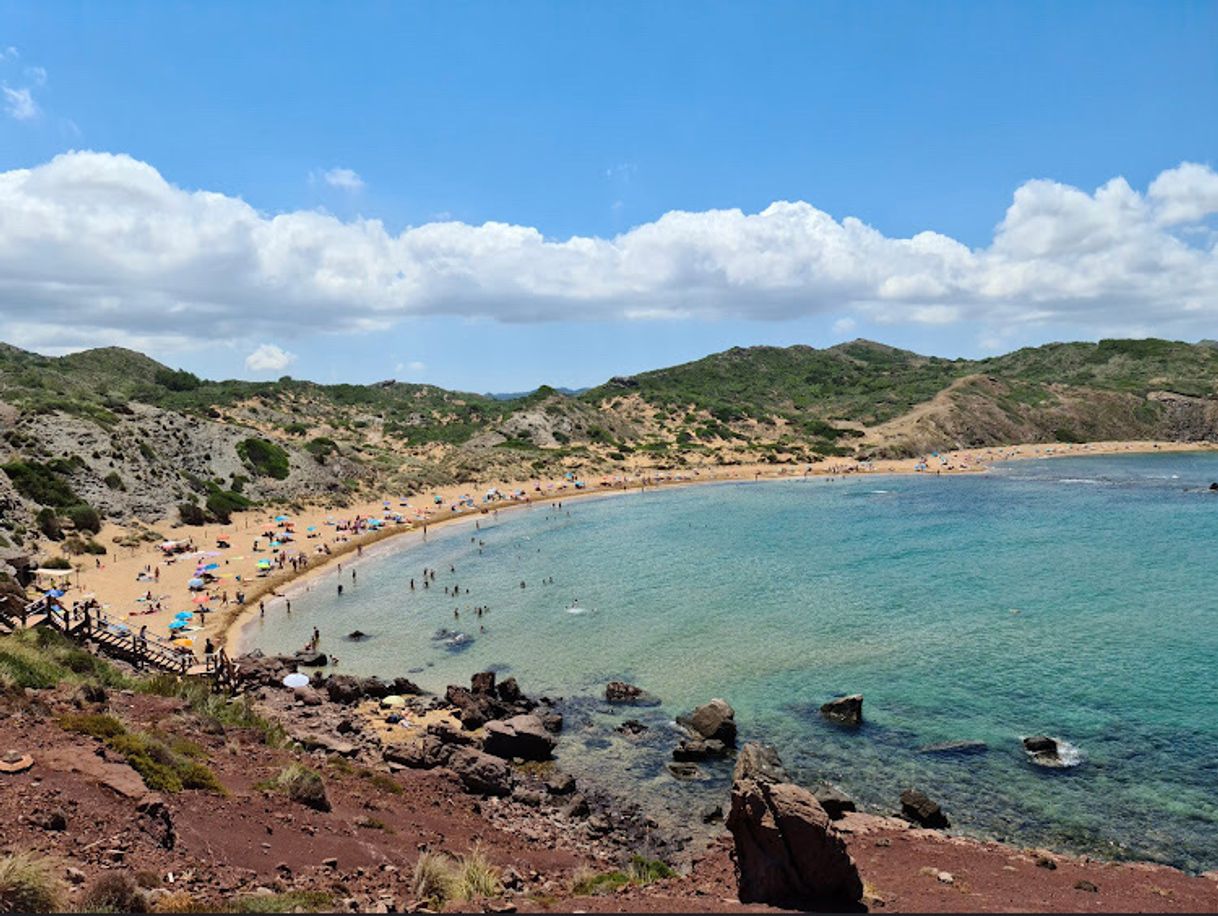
{"left": 1, "top": 1, "right": 1216, "bottom": 392}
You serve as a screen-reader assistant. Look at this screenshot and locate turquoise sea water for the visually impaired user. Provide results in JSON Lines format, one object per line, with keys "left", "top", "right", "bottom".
{"left": 245, "top": 453, "right": 1218, "bottom": 871}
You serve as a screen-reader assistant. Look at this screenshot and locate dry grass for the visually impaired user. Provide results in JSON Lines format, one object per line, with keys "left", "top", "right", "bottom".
{"left": 412, "top": 845, "right": 502, "bottom": 907}
{"left": 0, "top": 853, "right": 67, "bottom": 913}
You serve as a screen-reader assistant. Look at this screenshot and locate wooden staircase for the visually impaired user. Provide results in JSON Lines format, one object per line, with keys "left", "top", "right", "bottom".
{"left": 2, "top": 596, "right": 193, "bottom": 677}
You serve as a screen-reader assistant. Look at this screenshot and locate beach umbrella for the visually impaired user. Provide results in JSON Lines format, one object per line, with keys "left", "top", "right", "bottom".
{"left": 282, "top": 673, "right": 309, "bottom": 688}
{"left": 187, "top": 577, "right": 205, "bottom": 590}
{"left": 44, "top": 588, "right": 64, "bottom": 598}
{"left": 192, "top": 594, "right": 210, "bottom": 605}
{"left": 275, "top": 515, "right": 289, "bottom": 522}
{"left": 306, "top": 526, "right": 316, "bottom": 532}
{"left": 168, "top": 620, "right": 188, "bottom": 631}
{"left": 172, "top": 638, "right": 193, "bottom": 648}
{"left": 203, "top": 563, "right": 219, "bottom": 571}
{"left": 175, "top": 609, "right": 193, "bottom": 618}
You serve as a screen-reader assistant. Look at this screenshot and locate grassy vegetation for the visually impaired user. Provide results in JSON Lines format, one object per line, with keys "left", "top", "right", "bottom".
{"left": 412, "top": 846, "right": 502, "bottom": 907}
{"left": 57, "top": 709, "right": 224, "bottom": 794}
{"left": 231, "top": 890, "right": 334, "bottom": 913}
{"left": 260, "top": 763, "right": 330, "bottom": 811}
{"left": 137, "top": 673, "right": 289, "bottom": 746}
{"left": 570, "top": 856, "right": 677, "bottom": 896}
{"left": 0, "top": 629, "right": 130, "bottom": 691}
{"left": 0, "top": 853, "right": 66, "bottom": 913}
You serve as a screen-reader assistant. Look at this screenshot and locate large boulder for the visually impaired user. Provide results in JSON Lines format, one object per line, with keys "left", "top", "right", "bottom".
{"left": 446, "top": 747, "right": 515, "bottom": 796}
{"left": 678, "top": 698, "right": 737, "bottom": 746}
{"left": 726, "top": 742, "right": 863, "bottom": 909}
{"left": 482, "top": 714, "right": 556, "bottom": 762}
{"left": 899, "top": 788, "right": 949, "bottom": 828}
{"left": 605, "top": 681, "right": 661, "bottom": 707}
{"left": 820, "top": 694, "right": 863, "bottom": 727}
{"left": 325, "top": 675, "right": 364, "bottom": 705}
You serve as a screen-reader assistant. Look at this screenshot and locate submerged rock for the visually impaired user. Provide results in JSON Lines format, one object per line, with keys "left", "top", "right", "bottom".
{"left": 918, "top": 740, "right": 988, "bottom": 756}
{"left": 666, "top": 761, "right": 702, "bottom": 780}
{"left": 726, "top": 742, "right": 863, "bottom": 909}
{"left": 344, "top": 630, "right": 371, "bottom": 642}
{"left": 820, "top": 694, "right": 863, "bottom": 727}
{"left": 605, "top": 681, "right": 661, "bottom": 707}
{"left": 899, "top": 788, "right": 950, "bottom": 829}
{"left": 672, "top": 738, "right": 729, "bottom": 761}
{"left": 677, "top": 698, "right": 737, "bottom": 746}
{"left": 616, "top": 719, "right": 649, "bottom": 737}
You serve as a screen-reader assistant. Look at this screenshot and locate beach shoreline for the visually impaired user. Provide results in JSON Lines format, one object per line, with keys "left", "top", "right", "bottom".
{"left": 46, "top": 437, "right": 1215, "bottom": 660}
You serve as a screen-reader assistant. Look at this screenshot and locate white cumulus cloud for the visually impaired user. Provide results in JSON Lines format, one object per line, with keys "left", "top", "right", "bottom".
{"left": 244, "top": 343, "right": 297, "bottom": 372}
{"left": 0, "top": 151, "right": 1215, "bottom": 356}
{"left": 320, "top": 167, "right": 365, "bottom": 192}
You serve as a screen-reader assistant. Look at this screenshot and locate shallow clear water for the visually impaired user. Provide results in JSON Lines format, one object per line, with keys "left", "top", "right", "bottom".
{"left": 246, "top": 453, "right": 1218, "bottom": 870}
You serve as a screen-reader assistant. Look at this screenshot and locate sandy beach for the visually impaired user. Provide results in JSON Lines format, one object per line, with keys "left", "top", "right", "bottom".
{"left": 41, "top": 438, "right": 1217, "bottom": 662}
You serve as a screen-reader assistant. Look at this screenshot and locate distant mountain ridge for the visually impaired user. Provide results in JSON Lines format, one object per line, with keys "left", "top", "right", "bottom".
{"left": 2, "top": 336, "right": 1218, "bottom": 550}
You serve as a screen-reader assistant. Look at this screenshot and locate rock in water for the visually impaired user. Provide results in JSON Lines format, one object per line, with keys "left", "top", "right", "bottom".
{"left": 726, "top": 742, "right": 863, "bottom": 909}
{"left": 820, "top": 694, "right": 863, "bottom": 727}
{"left": 918, "top": 740, "right": 988, "bottom": 756}
{"left": 482, "top": 715, "right": 556, "bottom": 762}
{"left": 899, "top": 788, "right": 950, "bottom": 828}
{"left": 1022, "top": 734, "right": 1079, "bottom": 767}
{"left": 677, "top": 698, "right": 737, "bottom": 746}
{"left": 605, "top": 681, "right": 661, "bottom": 707}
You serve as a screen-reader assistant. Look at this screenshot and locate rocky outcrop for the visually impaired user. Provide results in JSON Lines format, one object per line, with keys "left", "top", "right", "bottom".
{"left": 812, "top": 784, "right": 856, "bottom": 820}
{"left": 605, "top": 681, "right": 661, "bottom": 707}
{"left": 726, "top": 742, "right": 863, "bottom": 910}
{"left": 900, "top": 788, "right": 949, "bottom": 828}
{"left": 482, "top": 714, "right": 556, "bottom": 762}
{"left": 446, "top": 671, "right": 539, "bottom": 730}
{"left": 446, "top": 747, "right": 515, "bottom": 797}
{"left": 820, "top": 694, "right": 863, "bottom": 727}
{"left": 677, "top": 698, "right": 737, "bottom": 746}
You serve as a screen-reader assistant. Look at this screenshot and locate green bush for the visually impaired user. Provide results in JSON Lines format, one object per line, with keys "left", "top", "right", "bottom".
{"left": 236, "top": 438, "right": 290, "bottom": 480}
{"left": 104, "top": 471, "right": 126, "bottom": 490}
{"left": 178, "top": 503, "right": 206, "bottom": 526}
{"left": 265, "top": 763, "right": 329, "bottom": 811}
{"left": 2, "top": 460, "right": 81, "bottom": 508}
{"left": 66, "top": 503, "right": 102, "bottom": 534}
{"left": 40, "top": 555, "right": 71, "bottom": 570}
{"left": 36, "top": 507, "right": 62, "bottom": 541}
{"left": 205, "top": 486, "right": 251, "bottom": 525}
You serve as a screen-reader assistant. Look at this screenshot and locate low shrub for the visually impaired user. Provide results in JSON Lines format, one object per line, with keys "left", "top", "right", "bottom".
{"left": 0, "top": 853, "right": 66, "bottom": 913}
{"left": 266, "top": 763, "right": 330, "bottom": 811}
{"left": 571, "top": 856, "right": 676, "bottom": 896}
{"left": 81, "top": 871, "right": 147, "bottom": 913}
{"left": 230, "top": 890, "right": 333, "bottom": 913}
{"left": 36, "top": 507, "right": 63, "bottom": 541}
{"left": 412, "top": 846, "right": 501, "bottom": 907}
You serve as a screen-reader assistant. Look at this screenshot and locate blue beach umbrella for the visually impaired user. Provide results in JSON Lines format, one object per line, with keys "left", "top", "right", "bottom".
{"left": 168, "top": 620, "right": 188, "bottom": 631}
{"left": 275, "top": 515, "right": 289, "bottom": 522}
{"left": 187, "top": 577, "right": 205, "bottom": 589}
{"left": 45, "top": 588, "right": 64, "bottom": 598}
